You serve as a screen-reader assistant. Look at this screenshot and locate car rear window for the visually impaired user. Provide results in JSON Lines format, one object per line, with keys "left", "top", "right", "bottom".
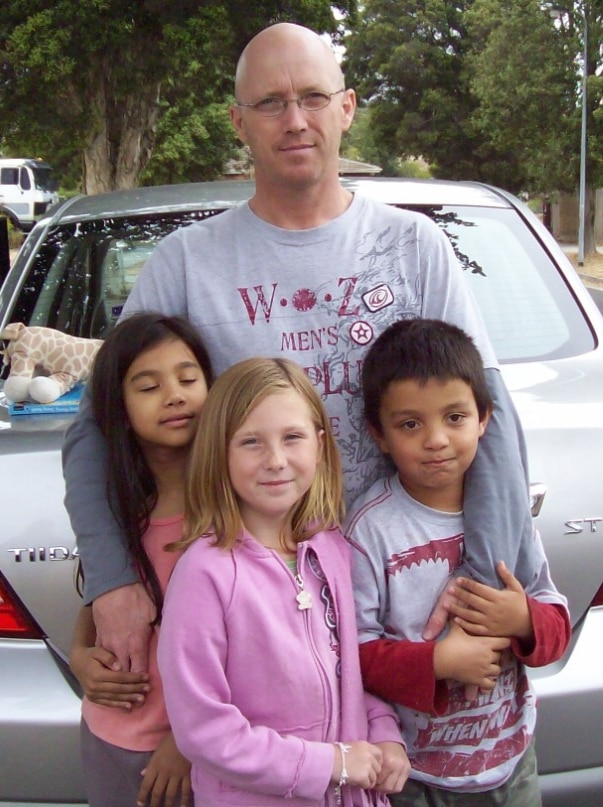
{"left": 5, "top": 203, "right": 594, "bottom": 363}
{"left": 7, "top": 211, "right": 216, "bottom": 338}
{"left": 413, "top": 204, "right": 594, "bottom": 363}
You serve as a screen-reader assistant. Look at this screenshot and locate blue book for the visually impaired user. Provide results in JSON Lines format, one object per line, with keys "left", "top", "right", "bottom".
{"left": 8, "top": 383, "right": 84, "bottom": 416}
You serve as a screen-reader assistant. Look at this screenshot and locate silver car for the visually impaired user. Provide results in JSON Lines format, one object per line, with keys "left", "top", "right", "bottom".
{"left": 1, "top": 178, "right": 602, "bottom": 806}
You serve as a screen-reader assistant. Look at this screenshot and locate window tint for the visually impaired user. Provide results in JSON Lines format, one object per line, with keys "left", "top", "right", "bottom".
{"left": 19, "top": 168, "right": 31, "bottom": 191}
{"left": 1, "top": 168, "right": 18, "bottom": 186}
{"left": 413, "top": 205, "right": 594, "bottom": 362}
{"left": 6, "top": 200, "right": 594, "bottom": 363}
{"left": 9, "top": 210, "right": 219, "bottom": 338}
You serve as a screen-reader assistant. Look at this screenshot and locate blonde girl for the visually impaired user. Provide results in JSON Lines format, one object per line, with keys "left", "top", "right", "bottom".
{"left": 158, "top": 357, "right": 409, "bottom": 806}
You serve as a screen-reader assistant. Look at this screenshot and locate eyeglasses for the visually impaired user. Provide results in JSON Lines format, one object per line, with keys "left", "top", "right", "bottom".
{"left": 236, "top": 89, "right": 345, "bottom": 118}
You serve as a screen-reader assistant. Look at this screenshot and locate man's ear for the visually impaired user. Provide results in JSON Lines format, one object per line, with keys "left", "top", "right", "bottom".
{"left": 229, "top": 105, "right": 247, "bottom": 143}
{"left": 367, "top": 421, "right": 390, "bottom": 455}
{"left": 340, "top": 88, "right": 357, "bottom": 133}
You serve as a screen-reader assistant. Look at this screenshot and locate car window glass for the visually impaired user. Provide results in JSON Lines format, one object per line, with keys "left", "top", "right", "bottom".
{"left": 4, "top": 202, "right": 594, "bottom": 362}
{"left": 8, "top": 211, "right": 217, "bottom": 338}
{"left": 1, "top": 168, "right": 18, "bottom": 185}
{"left": 416, "top": 205, "right": 594, "bottom": 362}
{"left": 19, "top": 168, "right": 31, "bottom": 191}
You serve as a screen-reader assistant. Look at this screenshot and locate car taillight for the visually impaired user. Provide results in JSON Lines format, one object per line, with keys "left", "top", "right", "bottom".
{"left": 0, "top": 574, "right": 44, "bottom": 639}
{"left": 590, "top": 581, "right": 603, "bottom": 608}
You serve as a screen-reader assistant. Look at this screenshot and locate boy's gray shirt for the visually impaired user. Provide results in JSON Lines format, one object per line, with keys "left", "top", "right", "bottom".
{"left": 63, "top": 194, "right": 534, "bottom": 602}
{"left": 345, "top": 472, "right": 567, "bottom": 791}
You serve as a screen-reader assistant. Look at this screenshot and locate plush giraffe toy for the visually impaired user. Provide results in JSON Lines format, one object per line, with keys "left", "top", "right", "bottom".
{"left": 1, "top": 322, "right": 103, "bottom": 404}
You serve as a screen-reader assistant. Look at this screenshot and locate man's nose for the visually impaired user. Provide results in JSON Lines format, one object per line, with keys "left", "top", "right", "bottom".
{"left": 281, "top": 100, "right": 309, "bottom": 131}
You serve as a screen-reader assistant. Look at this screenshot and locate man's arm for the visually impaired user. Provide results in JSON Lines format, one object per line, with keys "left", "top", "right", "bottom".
{"left": 63, "top": 390, "right": 138, "bottom": 604}
{"left": 62, "top": 390, "right": 154, "bottom": 672}
{"left": 418, "top": 217, "right": 536, "bottom": 588}
{"left": 62, "top": 390, "right": 137, "bottom": 602}
{"left": 464, "top": 368, "right": 534, "bottom": 587}
{"left": 423, "top": 368, "right": 536, "bottom": 640}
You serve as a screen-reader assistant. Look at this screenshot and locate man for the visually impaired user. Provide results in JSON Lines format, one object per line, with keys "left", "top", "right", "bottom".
{"left": 63, "top": 22, "right": 535, "bottom": 674}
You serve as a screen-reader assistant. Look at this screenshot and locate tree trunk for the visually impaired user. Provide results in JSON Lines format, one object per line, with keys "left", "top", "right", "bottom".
{"left": 81, "top": 63, "right": 161, "bottom": 195}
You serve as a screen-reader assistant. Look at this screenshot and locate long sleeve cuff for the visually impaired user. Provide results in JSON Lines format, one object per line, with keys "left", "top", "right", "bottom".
{"left": 359, "top": 638, "right": 448, "bottom": 715}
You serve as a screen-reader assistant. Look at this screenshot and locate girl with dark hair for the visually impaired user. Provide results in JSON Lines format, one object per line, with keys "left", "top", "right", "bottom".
{"left": 69, "top": 312, "right": 213, "bottom": 807}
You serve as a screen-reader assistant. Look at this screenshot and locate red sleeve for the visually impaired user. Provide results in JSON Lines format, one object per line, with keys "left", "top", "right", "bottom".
{"left": 359, "top": 638, "right": 449, "bottom": 715}
{"left": 511, "top": 599, "right": 571, "bottom": 667}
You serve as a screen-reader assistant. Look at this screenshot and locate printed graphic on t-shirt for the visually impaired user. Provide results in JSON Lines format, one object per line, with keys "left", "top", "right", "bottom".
{"left": 234, "top": 224, "right": 424, "bottom": 503}
{"left": 406, "top": 662, "right": 533, "bottom": 782}
{"left": 388, "top": 533, "right": 464, "bottom": 576}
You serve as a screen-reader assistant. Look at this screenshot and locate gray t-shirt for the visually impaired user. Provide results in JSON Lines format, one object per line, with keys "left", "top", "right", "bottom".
{"left": 63, "top": 194, "right": 534, "bottom": 602}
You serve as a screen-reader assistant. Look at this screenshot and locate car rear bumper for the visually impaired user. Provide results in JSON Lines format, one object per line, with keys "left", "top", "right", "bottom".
{"left": 532, "top": 606, "right": 603, "bottom": 806}
{"left": 0, "top": 638, "right": 86, "bottom": 804}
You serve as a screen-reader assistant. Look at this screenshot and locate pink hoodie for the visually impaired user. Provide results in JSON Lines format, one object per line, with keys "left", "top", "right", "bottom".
{"left": 158, "top": 527, "right": 401, "bottom": 806}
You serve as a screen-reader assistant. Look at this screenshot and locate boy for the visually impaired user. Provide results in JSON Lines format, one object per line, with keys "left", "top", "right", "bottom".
{"left": 345, "top": 318, "right": 571, "bottom": 805}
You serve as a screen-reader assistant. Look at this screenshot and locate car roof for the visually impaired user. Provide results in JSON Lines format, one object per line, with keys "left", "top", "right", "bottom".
{"left": 49, "top": 177, "right": 513, "bottom": 225}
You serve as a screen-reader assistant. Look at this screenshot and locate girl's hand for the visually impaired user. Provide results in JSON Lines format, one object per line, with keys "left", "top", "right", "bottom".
{"left": 449, "top": 561, "right": 533, "bottom": 641}
{"left": 70, "top": 645, "right": 150, "bottom": 709}
{"left": 137, "top": 733, "right": 192, "bottom": 807}
{"left": 332, "top": 741, "right": 383, "bottom": 789}
{"left": 434, "top": 621, "right": 510, "bottom": 690}
{"left": 374, "top": 741, "right": 410, "bottom": 793}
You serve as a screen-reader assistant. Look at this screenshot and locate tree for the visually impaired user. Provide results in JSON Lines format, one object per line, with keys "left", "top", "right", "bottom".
{"left": 343, "top": 0, "right": 603, "bottom": 254}
{"left": 0, "top": 1, "right": 356, "bottom": 193}
{"left": 464, "top": 0, "right": 575, "bottom": 192}
{"left": 343, "top": 1, "right": 484, "bottom": 180}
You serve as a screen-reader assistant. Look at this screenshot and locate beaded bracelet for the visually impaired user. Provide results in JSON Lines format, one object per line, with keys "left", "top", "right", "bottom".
{"left": 334, "top": 742, "right": 351, "bottom": 805}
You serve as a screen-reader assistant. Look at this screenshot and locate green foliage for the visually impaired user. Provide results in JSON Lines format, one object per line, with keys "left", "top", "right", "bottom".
{"left": 142, "top": 102, "right": 238, "bottom": 185}
{"left": 0, "top": 0, "right": 357, "bottom": 190}
{"left": 343, "top": 0, "right": 603, "bottom": 197}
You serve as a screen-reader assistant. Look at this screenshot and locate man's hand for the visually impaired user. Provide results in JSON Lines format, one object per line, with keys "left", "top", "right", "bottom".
{"left": 449, "top": 561, "right": 533, "bottom": 641}
{"left": 374, "top": 741, "right": 410, "bottom": 794}
{"left": 92, "top": 582, "right": 155, "bottom": 673}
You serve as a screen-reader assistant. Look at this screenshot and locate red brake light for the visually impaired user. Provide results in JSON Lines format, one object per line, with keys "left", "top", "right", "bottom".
{"left": 0, "top": 575, "right": 44, "bottom": 639}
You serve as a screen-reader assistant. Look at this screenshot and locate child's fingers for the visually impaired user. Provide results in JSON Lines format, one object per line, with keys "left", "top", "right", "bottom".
{"left": 496, "top": 560, "right": 523, "bottom": 592}
{"left": 89, "top": 646, "right": 122, "bottom": 671}
{"left": 454, "top": 577, "right": 496, "bottom": 604}
{"left": 88, "top": 695, "right": 136, "bottom": 710}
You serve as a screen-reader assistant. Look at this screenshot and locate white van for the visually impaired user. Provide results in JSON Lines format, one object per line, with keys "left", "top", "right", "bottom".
{"left": 0, "top": 158, "right": 59, "bottom": 231}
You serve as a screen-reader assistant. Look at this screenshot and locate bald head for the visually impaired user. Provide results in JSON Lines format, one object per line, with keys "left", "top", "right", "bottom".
{"left": 235, "top": 23, "right": 344, "bottom": 100}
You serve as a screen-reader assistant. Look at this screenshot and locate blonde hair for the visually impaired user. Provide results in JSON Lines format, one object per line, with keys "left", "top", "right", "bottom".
{"left": 179, "top": 357, "right": 343, "bottom": 552}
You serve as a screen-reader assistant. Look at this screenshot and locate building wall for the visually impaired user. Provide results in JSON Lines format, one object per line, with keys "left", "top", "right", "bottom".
{"left": 552, "top": 190, "right": 603, "bottom": 243}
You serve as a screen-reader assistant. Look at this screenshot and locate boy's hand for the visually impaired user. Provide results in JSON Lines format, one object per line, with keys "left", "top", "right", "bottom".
{"left": 70, "top": 645, "right": 150, "bottom": 709}
{"left": 137, "top": 733, "right": 192, "bottom": 807}
{"left": 422, "top": 582, "right": 457, "bottom": 641}
{"left": 434, "top": 621, "right": 510, "bottom": 690}
{"left": 449, "top": 561, "right": 533, "bottom": 641}
{"left": 374, "top": 741, "right": 410, "bottom": 794}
